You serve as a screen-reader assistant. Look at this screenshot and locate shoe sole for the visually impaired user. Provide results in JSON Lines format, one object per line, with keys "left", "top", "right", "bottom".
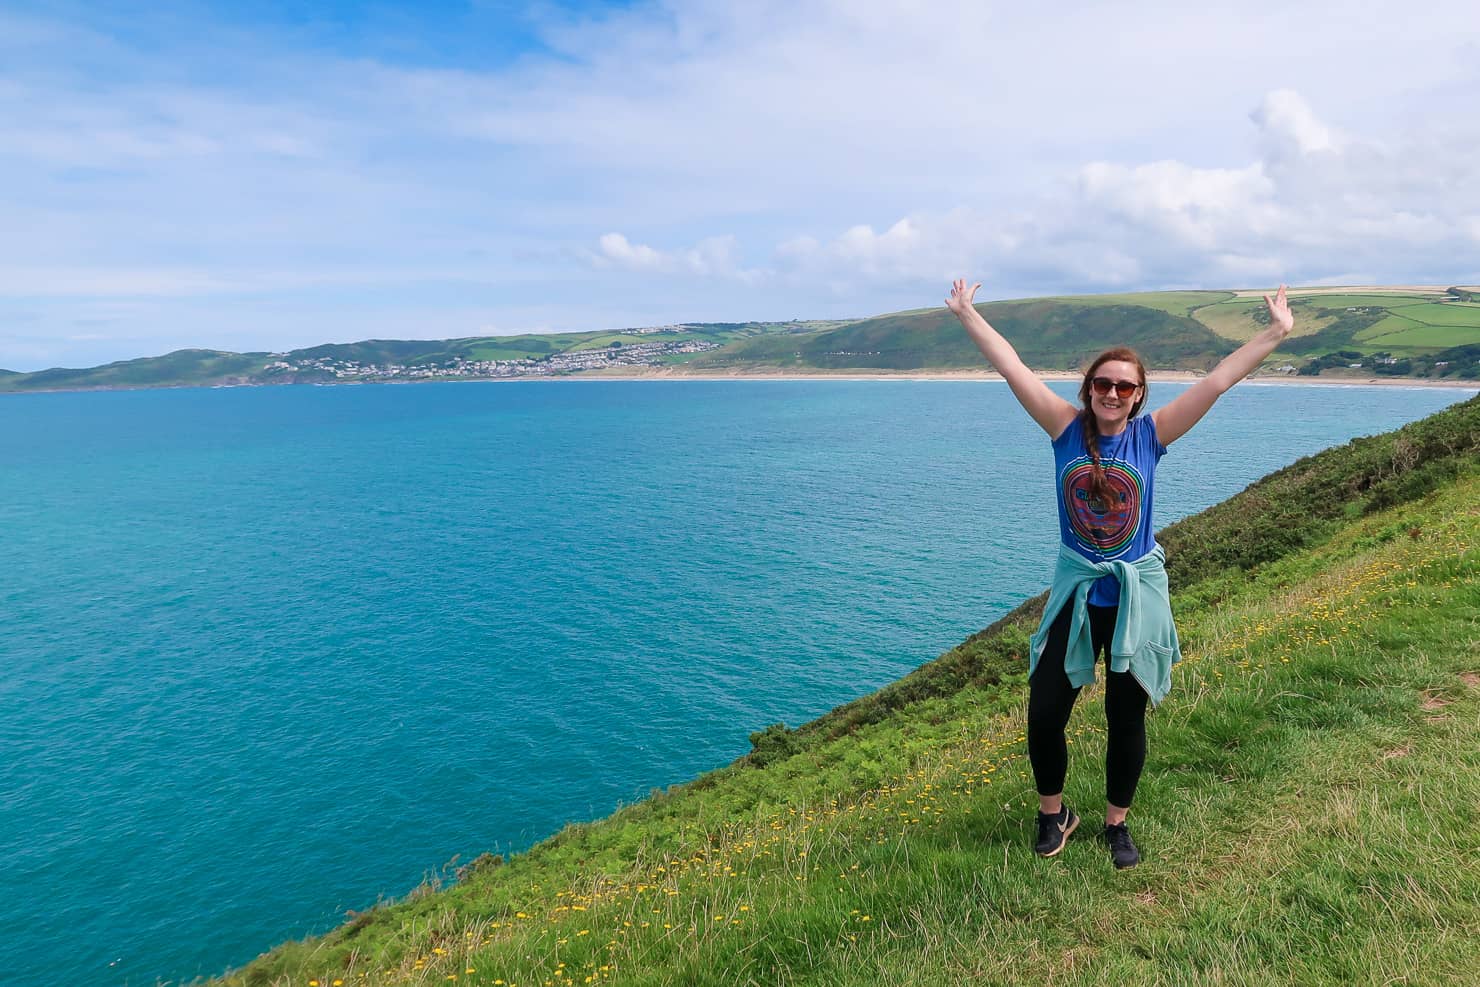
{"left": 1036, "top": 814, "right": 1079, "bottom": 858}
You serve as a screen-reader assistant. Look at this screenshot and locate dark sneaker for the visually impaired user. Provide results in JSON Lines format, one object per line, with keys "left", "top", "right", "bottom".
{"left": 1034, "top": 805, "right": 1079, "bottom": 857}
{"left": 1103, "top": 822, "right": 1140, "bottom": 869}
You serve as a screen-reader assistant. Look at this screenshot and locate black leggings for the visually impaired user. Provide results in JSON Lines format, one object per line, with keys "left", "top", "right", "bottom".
{"left": 1028, "top": 601, "right": 1149, "bottom": 809}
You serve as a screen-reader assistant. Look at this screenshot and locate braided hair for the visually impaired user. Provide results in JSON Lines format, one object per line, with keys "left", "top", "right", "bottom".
{"left": 1076, "top": 347, "right": 1149, "bottom": 507}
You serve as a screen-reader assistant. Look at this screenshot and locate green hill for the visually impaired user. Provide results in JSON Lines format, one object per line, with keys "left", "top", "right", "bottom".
{"left": 4, "top": 289, "right": 1479, "bottom": 391}
{"left": 0, "top": 323, "right": 828, "bottom": 392}
{"left": 684, "top": 287, "right": 1480, "bottom": 377}
{"left": 211, "top": 396, "right": 1480, "bottom": 987}
{"left": 1, "top": 349, "right": 270, "bottom": 391}
{"left": 690, "top": 299, "right": 1237, "bottom": 372}
{"left": 281, "top": 324, "right": 811, "bottom": 367}
{"left": 1187, "top": 288, "right": 1480, "bottom": 378}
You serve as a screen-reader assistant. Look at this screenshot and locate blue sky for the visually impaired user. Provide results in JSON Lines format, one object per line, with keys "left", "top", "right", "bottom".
{"left": 3, "top": 0, "right": 1480, "bottom": 370}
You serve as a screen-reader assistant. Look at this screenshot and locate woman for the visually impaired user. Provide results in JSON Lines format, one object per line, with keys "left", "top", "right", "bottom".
{"left": 945, "top": 280, "right": 1295, "bottom": 868}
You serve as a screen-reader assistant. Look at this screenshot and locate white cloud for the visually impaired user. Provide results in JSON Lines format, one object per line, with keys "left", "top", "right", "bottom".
{"left": 3, "top": 2, "right": 1480, "bottom": 369}
{"left": 1070, "top": 90, "right": 1480, "bottom": 286}
{"left": 1252, "top": 88, "right": 1342, "bottom": 161}
{"left": 768, "top": 89, "right": 1480, "bottom": 293}
{"left": 1075, "top": 161, "right": 1276, "bottom": 250}
{"left": 777, "top": 212, "right": 1014, "bottom": 286}
{"left": 596, "top": 233, "right": 667, "bottom": 272}
{"left": 591, "top": 233, "right": 761, "bottom": 280}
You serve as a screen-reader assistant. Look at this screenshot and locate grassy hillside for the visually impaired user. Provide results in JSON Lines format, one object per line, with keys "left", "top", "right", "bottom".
{"left": 0, "top": 349, "right": 271, "bottom": 391}
{"left": 283, "top": 324, "right": 818, "bottom": 368}
{"left": 0, "top": 323, "right": 827, "bottom": 392}
{"left": 4, "top": 289, "right": 1478, "bottom": 390}
{"left": 683, "top": 286, "right": 1479, "bottom": 376}
{"left": 1188, "top": 288, "right": 1480, "bottom": 377}
{"left": 690, "top": 300, "right": 1237, "bottom": 372}
{"left": 211, "top": 395, "right": 1480, "bottom": 987}
{"left": 1039, "top": 290, "right": 1234, "bottom": 318}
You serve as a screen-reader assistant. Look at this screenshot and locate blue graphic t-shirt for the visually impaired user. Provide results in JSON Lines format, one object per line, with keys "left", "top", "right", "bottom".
{"left": 1052, "top": 413, "right": 1167, "bottom": 606}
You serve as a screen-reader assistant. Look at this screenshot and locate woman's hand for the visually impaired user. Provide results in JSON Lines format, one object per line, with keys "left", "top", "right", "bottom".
{"left": 942, "top": 278, "right": 1079, "bottom": 437}
{"left": 946, "top": 279, "right": 981, "bottom": 317}
{"left": 1263, "top": 284, "right": 1295, "bottom": 336}
{"left": 1155, "top": 281, "right": 1298, "bottom": 445}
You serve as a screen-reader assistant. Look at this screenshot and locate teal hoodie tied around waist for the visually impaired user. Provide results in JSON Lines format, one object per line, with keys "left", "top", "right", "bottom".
{"left": 1028, "top": 543, "right": 1182, "bottom": 706}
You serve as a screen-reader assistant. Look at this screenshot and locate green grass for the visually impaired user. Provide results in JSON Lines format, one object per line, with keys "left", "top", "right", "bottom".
{"left": 1382, "top": 302, "right": 1480, "bottom": 328}
{"left": 0, "top": 349, "right": 270, "bottom": 391}
{"left": 566, "top": 334, "right": 667, "bottom": 352}
{"left": 696, "top": 300, "right": 1236, "bottom": 372}
{"left": 1190, "top": 298, "right": 1332, "bottom": 344}
{"left": 1353, "top": 303, "right": 1480, "bottom": 351}
{"left": 1189, "top": 293, "right": 1480, "bottom": 357}
{"left": 1268, "top": 297, "right": 1480, "bottom": 359}
{"left": 1277, "top": 310, "right": 1388, "bottom": 357}
{"left": 207, "top": 398, "right": 1480, "bottom": 987}
{"left": 1354, "top": 313, "right": 1426, "bottom": 342}
{"left": 1271, "top": 292, "right": 1444, "bottom": 309}
{"left": 464, "top": 346, "right": 557, "bottom": 361}
{"left": 1040, "top": 291, "right": 1235, "bottom": 318}
{"left": 1359, "top": 324, "right": 1480, "bottom": 350}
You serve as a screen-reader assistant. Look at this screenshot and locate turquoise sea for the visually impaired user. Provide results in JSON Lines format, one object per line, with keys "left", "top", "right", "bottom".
{"left": 2, "top": 379, "right": 1473, "bottom": 985}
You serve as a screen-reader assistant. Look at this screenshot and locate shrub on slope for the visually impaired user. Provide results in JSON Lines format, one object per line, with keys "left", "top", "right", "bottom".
{"left": 790, "top": 393, "right": 1479, "bottom": 745}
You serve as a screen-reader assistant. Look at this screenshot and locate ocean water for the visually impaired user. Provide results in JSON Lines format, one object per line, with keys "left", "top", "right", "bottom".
{"left": 2, "top": 379, "right": 1472, "bottom": 985}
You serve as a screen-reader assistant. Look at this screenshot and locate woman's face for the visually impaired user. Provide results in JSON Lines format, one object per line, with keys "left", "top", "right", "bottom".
{"left": 1087, "top": 359, "right": 1144, "bottom": 433}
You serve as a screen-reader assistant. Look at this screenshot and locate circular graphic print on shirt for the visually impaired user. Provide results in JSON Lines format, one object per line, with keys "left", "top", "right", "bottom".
{"left": 1062, "top": 458, "right": 1145, "bottom": 556}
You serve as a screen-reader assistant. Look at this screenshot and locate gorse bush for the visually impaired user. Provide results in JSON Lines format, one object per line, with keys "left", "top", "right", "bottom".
{"left": 1159, "top": 391, "right": 1479, "bottom": 584}
{"left": 782, "top": 393, "right": 1479, "bottom": 748}
{"left": 747, "top": 723, "right": 801, "bottom": 767}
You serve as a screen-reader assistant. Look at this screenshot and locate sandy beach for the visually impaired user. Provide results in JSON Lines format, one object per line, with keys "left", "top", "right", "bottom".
{"left": 589, "top": 367, "right": 1479, "bottom": 389}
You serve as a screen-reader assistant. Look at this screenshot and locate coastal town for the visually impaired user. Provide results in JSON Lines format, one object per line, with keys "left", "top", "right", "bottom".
{"left": 258, "top": 335, "right": 724, "bottom": 382}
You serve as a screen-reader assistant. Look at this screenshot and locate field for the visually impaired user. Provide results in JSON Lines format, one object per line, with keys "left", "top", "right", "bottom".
{"left": 1174, "top": 291, "right": 1480, "bottom": 365}
{"left": 464, "top": 344, "right": 562, "bottom": 361}
{"left": 1269, "top": 292, "right": 1446, "bottom": 309}
{"left": 1355, "top": 313, "right": 1426, "bottom": 342}
{"left": 565, "top": 333, "right": 677, "bottom": 353}
{"left": 1374, "top": 302, "right": 1480, "bottom": 328}
{"left": 1339, "top": 301, "right": 1480, "bottom": 351}
{"left": 1361, "top": 324, "right": 1480, "bottom": 349}
{"left": 1041, "top": 291, "right": 1234, "bottom": 318}
{"left": 1190, "top": 298, "right": 1331, "bottom": 343}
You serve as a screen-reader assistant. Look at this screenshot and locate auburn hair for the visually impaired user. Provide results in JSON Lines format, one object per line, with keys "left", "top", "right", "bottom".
{"left": 1076, "top": 347, "right": 1148, "bottom": 506}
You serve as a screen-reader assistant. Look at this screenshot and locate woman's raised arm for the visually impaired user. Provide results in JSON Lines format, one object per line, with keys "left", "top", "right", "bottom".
{"left": 1151, "top": 285, "right": 1296, "bottom": 446}
{"left": 947, "top": 279, "right": 1078, "bottom": 438}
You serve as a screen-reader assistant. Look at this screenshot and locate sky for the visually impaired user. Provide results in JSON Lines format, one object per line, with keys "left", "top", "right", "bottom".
{"left": 3, "top": 0, "right": 1480, "bottom": 371}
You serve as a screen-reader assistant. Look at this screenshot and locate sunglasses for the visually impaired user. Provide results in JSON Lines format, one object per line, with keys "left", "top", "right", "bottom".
{"left": 1090, "top": 376, "right": 1142, "bottom": 399}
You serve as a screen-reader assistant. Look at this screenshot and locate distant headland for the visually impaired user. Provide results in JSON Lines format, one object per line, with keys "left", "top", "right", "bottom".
{"left": 4, "top": 286, "right": 1478, "bottom": 393}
